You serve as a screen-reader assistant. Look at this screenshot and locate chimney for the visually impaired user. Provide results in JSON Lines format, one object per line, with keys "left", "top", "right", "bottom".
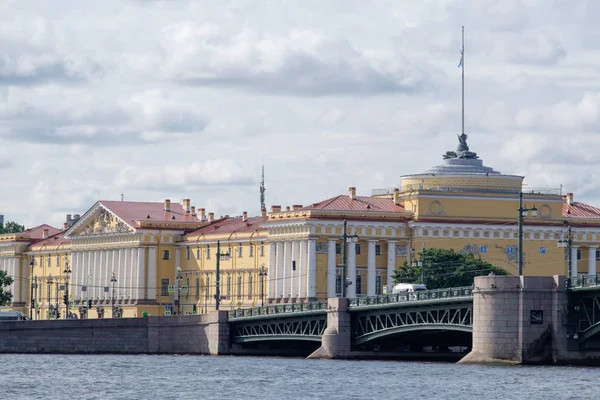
{"left": 42, "top": 228, "right": 49, "bottom": 239}
{"left": 566, "top": 192, "right": 574, "bottom": 205}
{"left": 183, "top": 199, "right": 191, "bottom": 213}
{"left": 208, "top": 212, "right": 215, "bottom": 222}
{"left": 199, "top": 208, "right": 206, "bottom": 222}
{"left": 63, "top": 222, "right": 68, "bottom": 230}
{"left": 349, "top": 186, "right": 356, "bottom": 200}
{"left": 261, "top": 208, "right": 267, "bottom": 217}
{"left": 190, "top": 206, "right": 196, "bottom": 216}
{"left": 285, "top": 206, "right": 290, "bottom": 212}
{"left": 242, "top": 211, "right": 248, "bottom": 222}
{"left": 271, "top": 205, "right": 281, "bottom": 213}
{"left": 74, "top": 214, "right": 80, "bottom": 220}
{"left": 66, "top": 214, "right": 72, "bottom": 222}
{"left": 393, "top": 188, "right": 400, "bottom": 205}
{"left": 164, "top": 199, "right": 171, "bottom": 212}
{"left": 292, "top": 204, "right": 303, "bottom": 211}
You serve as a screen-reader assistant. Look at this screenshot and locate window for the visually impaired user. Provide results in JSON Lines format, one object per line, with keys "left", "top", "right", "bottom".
{"left": 161, "top": 279, "right": 170, "bottom": 296}
{"left": 238, "top": 244, "right": 243, "bottom": 258}
{"left": 206, "top": 277, "right": 210, "bottom": 298}
{"left": 56, "top": 255, "right": 60, "bottom": 266}
{"left": 539, "top": 247, "right": 546, "bottom": 254}
{"left": 228, "top": 246, "right": 232, "bottom": 256}
{"left": 248, "top": 275, "right": 253, "bottom": 299}
{"left": 356, "top": 273, "right": 362, "bottom": 295}
{"left": 596, "top": 250, "right": 600, "bottom": 261}
{"left": 375, "top": 245, "right": 381, "bottom": 256}
{"left": 206, "top": 246, "right": 211, "bottom": 259}
{"left": 480, "top": 245, "right": 487, "bottom": 253}
{"left": 227, "top": 275, "right": 232, "bottom": 298}
{"left": 237, "top": 275, "right": 242, "bottom": 299}
{"left": 162, "top": 250, "right": 170, "bottom": 260}
{"left": 376, "top": 276, "right": 382, "bottom": 295}
{"left": 336, "top": 244, "right": 341, "bottom": 254}
{"left": 249, "top": 245, "right": 254, "bottom": 257}
{"left": 577, "top": 249, "right": 582, "bottom": 260}
{"left": 260, "top": 242, "right": 265, "bottom": 257}
{"left": 355, "top": 244, "right": 361, "bottom": 255}
{"left": 186, "top": 246, "right": 190, "bottom": 260}
{"left": 186, "top": 277, "right": 190, "bottom": 298}
{"left": 336, "top": 275, "right": 342, "bottom": 297}
{"left": 196, "top": 248, "right": 200, "bottom": 260}
{"left": 47, "top": 255, "right": 51, "bottom": 267}
{"left": 195, "top": 276, "right": 200, "bottom": 296}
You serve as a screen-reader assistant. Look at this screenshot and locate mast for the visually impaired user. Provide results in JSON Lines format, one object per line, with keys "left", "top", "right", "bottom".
{"left": 461, "top": 26, "right": 465, "bottom": 135}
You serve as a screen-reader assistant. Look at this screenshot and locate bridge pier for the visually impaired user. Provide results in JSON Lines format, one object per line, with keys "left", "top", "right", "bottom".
{"left": 459, "top": 275, "right": 568, "bottom": 365}
{"left": 307, "top": 298, "right": 351, "bottom": 359}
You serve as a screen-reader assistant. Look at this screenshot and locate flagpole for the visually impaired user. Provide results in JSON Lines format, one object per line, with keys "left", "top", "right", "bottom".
{"left": 461, "top": 25, "right": 465, "bottom": 135}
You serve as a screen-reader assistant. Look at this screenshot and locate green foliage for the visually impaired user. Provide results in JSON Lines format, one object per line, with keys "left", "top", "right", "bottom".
{"left": 0, "top": 270, "right": 14, "bottom": 306}
{"left": 0, "top": 221, "right": 25, "bottom": 234}
{"left": 392, "top": 248, "right": 508, "bottom": 289}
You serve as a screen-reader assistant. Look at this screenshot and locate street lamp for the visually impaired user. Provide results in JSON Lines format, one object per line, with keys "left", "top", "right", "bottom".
{"left": 517, "top": 191, "right": 537, "bottom": 276}
{"left": 110, "top": 271, "right": 117, "bottom": 317}
{"left": 29, "top": 256, "right": 35, "bottom": 320}
{"left": 175, "top": 267, "right": 183, "bottom": 315}
{"left": 341, "top": 220, "right": 358, "bottom": 298}
{"left": 410, "top": 248, "right": 426, "bottom": 286}
{"left": 558, "top": 224, "right": 574, "bottom": 278}
{"left": 214, "top": 240, "right": 230, "bottom": 311}
{"left": 259, "top": 264, "right": 267, "bottom": 307}
{"left": 63, "top": 257, "right": 71, "bottom": 319}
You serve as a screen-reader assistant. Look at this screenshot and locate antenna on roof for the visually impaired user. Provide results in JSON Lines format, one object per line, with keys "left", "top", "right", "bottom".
{"left": 121, "top": 193, "right": 124, "bottom": 202}
{"left": 260, "top": 165, "right": 266, "bottom": 212}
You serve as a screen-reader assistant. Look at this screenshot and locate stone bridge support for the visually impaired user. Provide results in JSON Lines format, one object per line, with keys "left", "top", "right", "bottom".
{"left": 307, "top": 298, "right": 351, "bottom": 359}
{"left": 459, "top": 275, "right": 568, "bottom": 365}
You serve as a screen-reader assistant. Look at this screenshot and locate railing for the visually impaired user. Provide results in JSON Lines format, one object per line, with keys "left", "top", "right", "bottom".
{"left": 371, "top": 186, "right": 562, "bottom": 196}
{"left": 568, "top": 275, "right": 600, "bottom": 290}
{"left": 228, "top": 301, "right": 328, "bottom": 320}
{"left": 348, "top": 286, "right": 473, "bottom": 308}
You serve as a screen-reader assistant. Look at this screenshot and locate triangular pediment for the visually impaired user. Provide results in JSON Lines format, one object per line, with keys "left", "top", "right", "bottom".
{"left": 66, "top": 203, "right": 135, "bottom": 237}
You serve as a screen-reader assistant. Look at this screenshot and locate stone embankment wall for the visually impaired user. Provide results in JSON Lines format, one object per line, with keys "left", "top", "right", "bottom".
{"left": 0, "top": 311, "right": 229, "bottom": 355}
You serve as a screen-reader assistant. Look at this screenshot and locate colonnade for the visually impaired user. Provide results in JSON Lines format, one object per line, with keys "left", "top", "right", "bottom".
{"left": 0, "top": 256, "right": 22, "bottom": 303}
{"left": 570, "top": 246, "right": 598, "bottom": 277}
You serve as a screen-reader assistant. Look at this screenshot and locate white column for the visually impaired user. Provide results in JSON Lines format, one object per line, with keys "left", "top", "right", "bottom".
{"left": 290, "top": 241, "right": 298, "bottom": 299}
{"left": 147, "top": 247, "right": 157, "bottom": 300}
{"left": 129, "top": 248, "right": 137, "bottom": 301}
{"left": 117, "top": 249, "right": 124, "bottom": 301}
{"left": 387, "top": 241, "right": 396, "bottom": 292}
{"left": 588, "top": 247, "right": 597, "bottom": 276}
{"left": 367, "top": 240, "right": 377, "bottom": 296}
{"left": 327, "top": 239, "right": 337, "bottom": 298}
{"left": 307, "top": 239, "right": 317, "bottom": 299}
{"left": 283, "top": 241, "right": 291, "bottom": 298}
{"left": 13, "top": 258, "right": 22, "bottom": 303}
{"left": 92, "top": 251, "right": 99, "bottom": 300}
{"left": 137, "top": 247, "right": 145, "bottom": 301}
{"left": 275, "top": 242, "right": 283, "bottom": 298}
{"left": 299, "top": 240, "right": 307, "bottom": 299}
{"left": 268, "top": 243, "right": 276, "bottom": 299}
{"left": 347, "top": 240, "right": 357, "bottom": 298}
{"left": 571, "top": 246, "right": 579, "bottom": 277}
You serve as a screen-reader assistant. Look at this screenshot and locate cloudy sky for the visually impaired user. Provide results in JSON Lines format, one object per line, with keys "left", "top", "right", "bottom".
{"left": 1, "top": 0, "right": 600, "bottom": 228}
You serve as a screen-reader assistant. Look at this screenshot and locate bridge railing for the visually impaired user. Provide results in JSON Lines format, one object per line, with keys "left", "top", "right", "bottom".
{"left": 349, "top": 286, "right": 473, "bottom": 308}
{"left": 228, "top": 301, "right": 328, "bottom": 320}
{"left": 568, "top": 274, "right": 600, "bottom": 290}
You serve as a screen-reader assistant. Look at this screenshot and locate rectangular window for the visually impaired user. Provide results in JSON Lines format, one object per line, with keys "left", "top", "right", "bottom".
{"left": 48, "top": 255, "right": 51, "bottom": 267}
{"left": 161, "top": 278, "right": 169, "bottom": 296}
{"left": 56, "top": 255, "right": 60, "bottom": 266}
{"left": 237, "top": 275, "right": 242, "bottom": 299}
{"left": 206, "top": 246, "right": 211, "bottom": 259}
{"left": 336, "top": 244, "right": 341, "bottom": 254}
{"left": 248, "top": 275, "right": 253, "bottom": 299}
{"left": 355, "top": 244, "right": 361, "bottom": 255}
{"left": 162, "top": 250, "right": 170, "bottom": 260}
{"left": 249, "top": 245, "right": 254, "bottom": 257}
{"left": 375, "top": 245, "right": 381, "bottom": 256}
{"left": 376, "top": 276, "right": 382, "bottom": 295}
{"left": 227, "top": 275, "right": 232, "bottom": 298}
{"left": 577, "top": 249, "right": 582, "bottom": 260}
{"left": 185, "top": 277, "right": 190, "bottom": 298}
{"left": 228, "top": 246, "right": 232, "bottom": 256}
{"left": 260, "top": 242, "right": 265, "bottom": 257}
{"left": 336, "top": 274, "right": 342, "bottom": 297}
{"left": 596, "top": 250, "right": 600, "bottom": 261}
{"left": 356, "top": 273, "right": 362, "bottom": 295}
{"left": 238, "top": 244, "right": 243, "bottom": 258}
{"left": 186, "top": 246, "right": 190, "bottom": 260}
{"left": 196, "top": 248, "right": 200, "bottom": 260}
{"left": 195, "top": 276, "right": 200, "bottom": 296}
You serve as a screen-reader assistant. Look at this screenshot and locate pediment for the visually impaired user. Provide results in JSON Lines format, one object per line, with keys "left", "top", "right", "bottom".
{"left": 69, "top": 206, "right": 134, "bottom": 236}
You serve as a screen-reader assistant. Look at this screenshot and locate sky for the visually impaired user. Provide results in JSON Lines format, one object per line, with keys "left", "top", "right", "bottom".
{"left": 1, "top": 0, "right": 600, "bottom": 228}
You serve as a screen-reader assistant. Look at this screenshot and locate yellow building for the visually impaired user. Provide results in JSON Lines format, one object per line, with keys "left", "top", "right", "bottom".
{"left": 3, "top": 135, "right": 600, "bottom": 317}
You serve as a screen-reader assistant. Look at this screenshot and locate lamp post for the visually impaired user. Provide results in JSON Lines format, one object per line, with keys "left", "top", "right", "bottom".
{"left": 517, "top": 191, "right": 537, "bottom": 276}
{"left": 63, "top": 258, "right": 71, "bottom": 319}
{"left": 214, "top": 240, "right": 230, "bottom": 311}
{"left": 341, "top": 220, "right": 359, "bottom": 298}
{"left": 29, "top": 256, "right": 35, "bottom": 320}
{"left": 175, "top": 267, "right": 182, "bottom": 315}
{"left": 558, "top": 224, "right": 574, "bottom": 279}
{"left": 259, "top": 264, "right": 267, "bottom": 307}
{"left": 410, "top": 248, "right": 426, "bottom": 286}
{"left": 110, "top": 271, "right": 117, "bottom": 317}
{"left": 55, "top": 278, "right": 60, "bottom": 319}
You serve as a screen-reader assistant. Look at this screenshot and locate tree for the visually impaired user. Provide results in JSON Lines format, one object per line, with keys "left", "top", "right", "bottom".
{"left": 0, "top": 221, "right": 25, "bottom": 234}
{"left": 392, "top": 248, "right": 508, "bottom": 289}
{"left": 0, "top": 270, "right": 14, "bottom": 306}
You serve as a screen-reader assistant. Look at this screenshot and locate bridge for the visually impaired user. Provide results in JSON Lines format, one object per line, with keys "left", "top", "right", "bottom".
{"left": 565, "top": 275, "right": 600, "bottom": 350}
{"left": 228, "top": 287, "right": 474, "bottom": 353}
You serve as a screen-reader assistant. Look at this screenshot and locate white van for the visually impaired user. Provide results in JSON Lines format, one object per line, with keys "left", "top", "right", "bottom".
{"left": 391, "top": 283, "right": 428, "bottom": 294}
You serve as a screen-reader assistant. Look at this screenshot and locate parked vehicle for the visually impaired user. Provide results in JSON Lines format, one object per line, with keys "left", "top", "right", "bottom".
{"left": 0, "top": 311, "right": 28, "bottom": 321}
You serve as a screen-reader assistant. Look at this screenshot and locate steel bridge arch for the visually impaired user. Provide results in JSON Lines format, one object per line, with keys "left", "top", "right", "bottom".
{"left": 353, "top": 323, "right": 473, "bottom": 345}
{"left": 230, "top": 316, "right": 326, "bottom": 344}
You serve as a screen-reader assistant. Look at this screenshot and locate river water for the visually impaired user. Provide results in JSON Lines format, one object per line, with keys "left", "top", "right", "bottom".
{"left": 0, "top": 354, "right": 597, "bottom": 399}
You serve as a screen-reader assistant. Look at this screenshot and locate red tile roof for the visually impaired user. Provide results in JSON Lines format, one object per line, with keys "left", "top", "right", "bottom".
{"left": 22, "top": 224, "right": 62, "bottom": 241}
{"left": 99, "top": 201, "right": 203, "bottom": 227}
{"left": 563, "top": 202, "right": 600, "bottom": 219}
{"left": 32, "top": 231, "right": 71, "bottom": 250}
{"left": 298, "top": 195, "right": 406, "bottom": 213}
{"left": 187, "top": 216, "right": 268, "bottom": 237}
